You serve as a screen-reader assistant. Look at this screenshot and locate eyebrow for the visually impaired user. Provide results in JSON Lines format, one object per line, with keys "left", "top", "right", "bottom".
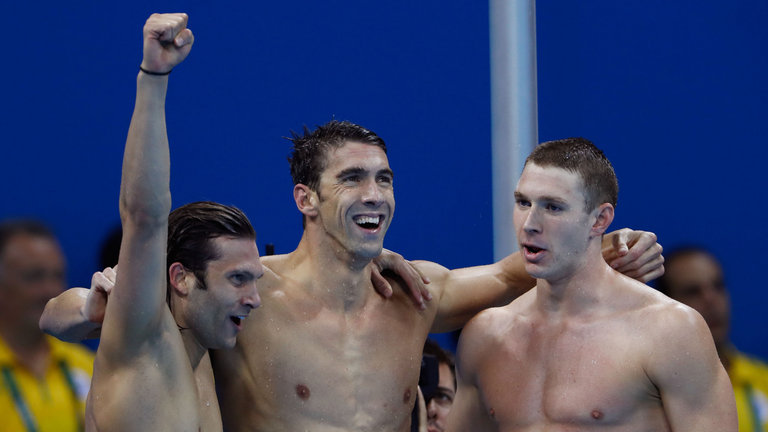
{"left": 514, "top": 191, "right": 568, "bottom": 205}
{"left": 335, "top": 167, "right": 394, "bottom": 180}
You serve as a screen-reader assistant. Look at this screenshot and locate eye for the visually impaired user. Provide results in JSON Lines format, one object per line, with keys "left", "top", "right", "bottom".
{"left": 342, "top": 174, "right": 361, "bottom": 183}
{"left": 546, "top": 203, "right": 562, "bottom": 212}
{"left": 515, "top": 198, "right": 531, "bottom": 208}
{"left": 431, "top": 390, "right": 454, "bottom": 406}
{"left": 228, "top": 272, "right": 250, "bottom": 286}
{"left": 376, "top": 174, "right": 393, "bottom": 185}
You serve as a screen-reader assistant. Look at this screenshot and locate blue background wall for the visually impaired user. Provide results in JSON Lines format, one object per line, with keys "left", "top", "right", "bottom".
{"left": 1, "top": 2, "right": 765, "bottom": 359}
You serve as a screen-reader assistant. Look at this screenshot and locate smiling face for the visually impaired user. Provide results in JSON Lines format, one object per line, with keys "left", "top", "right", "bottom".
{"left": 311, "top": 141, "right": 395, "bottom": 261}
{"left": 184, "top": 236, "right": 264, "bottom": 349}
{"left": 513, "top": 163, "right": 603, "bottom": 283}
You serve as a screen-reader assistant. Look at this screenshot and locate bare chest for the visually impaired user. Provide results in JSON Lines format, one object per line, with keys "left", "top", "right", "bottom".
{"left": 476, "top": 320, "right": 664, "bottom": 429}
{"left": 224, "top": 292, "right": 432, "bottom": 431}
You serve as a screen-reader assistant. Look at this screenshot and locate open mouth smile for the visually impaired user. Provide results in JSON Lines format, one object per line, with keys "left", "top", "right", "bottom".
{"left": 353, "top": 215, "right": 382, "bottom": 230}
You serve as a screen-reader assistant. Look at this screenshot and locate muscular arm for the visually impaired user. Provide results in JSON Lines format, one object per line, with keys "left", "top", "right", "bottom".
{"left": 647, "top": 304, "right": 737, "bottom": 431}
{"left": 99, "top": 14, "right": 194, "bottom": 360}
{"left": 425, "top": 229, "right": 664, "bottom": 333}
{"left": 40, "top": 287, "right": 102, "bottom": 342}
{"left": 445, "top": 313, "right": 498, "bottom": 432}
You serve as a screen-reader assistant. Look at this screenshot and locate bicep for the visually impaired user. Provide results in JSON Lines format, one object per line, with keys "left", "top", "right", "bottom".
{"left": 100, "top": 222, "right": 169, "bottom": 354}
{"left": 446, "top": 318, "right": 498, "bottom": 432}
{"left": 648, "top": 309, "right": 737, "bottom": 431}
{"left": 428, "top": 253, "right": 534, "bottom": 333}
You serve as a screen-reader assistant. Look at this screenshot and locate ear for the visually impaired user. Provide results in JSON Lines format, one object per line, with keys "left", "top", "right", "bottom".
{"left": 590, "top": 203, "right": 614, "bottom": 237}
{"left": 294, "top": 184, "right": 319, "bottom": 217}
{"left": 168, "top": 262, "right": 190, "bottom": 297}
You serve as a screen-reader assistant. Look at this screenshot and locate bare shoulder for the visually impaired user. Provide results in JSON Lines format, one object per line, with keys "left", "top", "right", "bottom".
{"left": 457, "top": 290, "right": 535, "bottom": 366}
{"left": 412, "top": 259, "right": 450, "bottom": 282}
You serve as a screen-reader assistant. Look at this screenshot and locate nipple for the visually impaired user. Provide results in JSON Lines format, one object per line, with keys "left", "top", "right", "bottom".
{"left": 403, "top": 388, "right": 412, "bottom": 404}
{"left": 296, "top": 384, "right": 311, "bottom": 400}
{"left": 591, "top": 409, "right": 603, "bottom": 420}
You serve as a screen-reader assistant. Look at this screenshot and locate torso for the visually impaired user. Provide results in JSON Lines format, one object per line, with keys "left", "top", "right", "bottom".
{"left": 86, "top": 311, "right": 222, "bottom": 432}
{"left": 212, "top": 254, "right": 436, "bottom": 432}
{"left": 463, "top": 281, "right": 673, "bottom": 432}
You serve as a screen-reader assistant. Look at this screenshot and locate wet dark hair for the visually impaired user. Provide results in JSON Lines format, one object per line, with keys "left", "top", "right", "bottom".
{"left": 423, "top": 338, "right": 456, "bottom": 388}
{"left": 166, "top": 201, "right": 255, "bottom": 300}
{"left": 287, "top": 120, "right": 387, "bottom": 191}
{"left": 526, "top": 137, "right": 618, "bottom": 211}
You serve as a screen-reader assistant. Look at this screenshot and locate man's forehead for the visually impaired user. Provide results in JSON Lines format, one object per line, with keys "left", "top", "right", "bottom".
{"left": 517, "top": 163, "right": 584, "bottom": 196}
{"left": 323, "top": 141, "right": 390, "bottom": 171}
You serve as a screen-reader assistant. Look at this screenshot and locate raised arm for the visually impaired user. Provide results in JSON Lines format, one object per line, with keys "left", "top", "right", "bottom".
{"left": 647, "top": 304, "right": 737, "bottom": 431}
{"left": 99, "top": 13, "right": 194, "bottom": 359}
{"left": 425, "top": 228, "right": 663, "bottom": 332}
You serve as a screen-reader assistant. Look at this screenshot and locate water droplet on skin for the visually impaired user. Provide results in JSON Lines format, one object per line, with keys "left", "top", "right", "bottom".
{"left": 206, "top": 401, "right": 210, "bottom": 407}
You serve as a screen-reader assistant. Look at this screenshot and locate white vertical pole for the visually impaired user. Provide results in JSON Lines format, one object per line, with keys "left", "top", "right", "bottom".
{"left": 489, "top": 0, "right": 538, "bottom": 261}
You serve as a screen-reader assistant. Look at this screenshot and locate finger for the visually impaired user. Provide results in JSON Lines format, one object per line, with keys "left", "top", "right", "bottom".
{"left": 174, "top": 28, "right": 194, "bottom": 48}
{"left": 609, "top": 241, "right": 661, "bottom": 271}
{"left": 616, "top": 255, "right": 665, "bottom": 283}
{"left": 408, "top": 263, "right": 432, "bottom": 301}
{"left": 397, "top": 262, "right": 427, "bottom": 309}
{"left": 103, "top": 266, "right": 117, "bottom": 283}
{"left": 371, "top": 267, "right": 393, "bottom": 299}
{"left": 611, "top": 229, "right": 631, "bottom": 257}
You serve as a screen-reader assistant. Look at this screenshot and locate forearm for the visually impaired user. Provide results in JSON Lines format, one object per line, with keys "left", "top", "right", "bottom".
{"left": 119, "top": 73, "right": 172, "bottom": 227}
{"left": 39, "top": 288, "right": 102, "bottom": 342}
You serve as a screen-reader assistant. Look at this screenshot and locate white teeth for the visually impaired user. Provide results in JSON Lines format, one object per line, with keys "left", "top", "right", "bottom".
{"left": 354, "top": 216, "right": 380, "bottom": 225}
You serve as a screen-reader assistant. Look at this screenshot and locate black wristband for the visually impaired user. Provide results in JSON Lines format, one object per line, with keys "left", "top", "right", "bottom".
{"left": 139, "top": 66, "right": 172, "bottom": 76}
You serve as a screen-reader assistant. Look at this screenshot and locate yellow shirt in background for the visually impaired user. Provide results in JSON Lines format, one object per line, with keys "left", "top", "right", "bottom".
{"left": 729, "top": 349, "right": 768, "bottom": 432}
{"left": 0, "top": 335, "right": 93, "bottom": 432}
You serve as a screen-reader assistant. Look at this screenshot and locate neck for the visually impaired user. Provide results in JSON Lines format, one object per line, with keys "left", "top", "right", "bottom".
{"left": 535, "top": 243, "right": 612, "bottom": 316}
{"left": 0, "top": 324, "right": 51, "bottom": 377}
{"left": 292, "top": 231, "right": 374, "bottom": 311}
{"left": 179, "top": 326, "right": 208, "bottom": 371}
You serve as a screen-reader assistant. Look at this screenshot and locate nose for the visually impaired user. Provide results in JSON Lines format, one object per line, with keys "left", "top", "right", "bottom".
{"left": 242, "top": 283, "right": 261, "bottom": 309}
{"left": 362, "top": 178, "right": 383, "bottom": 205}
{"left": 522, "top": 206, "right": 541, "bottom": 234}
{"left": 426, "top": 398, "right": 438, "bottom": 420}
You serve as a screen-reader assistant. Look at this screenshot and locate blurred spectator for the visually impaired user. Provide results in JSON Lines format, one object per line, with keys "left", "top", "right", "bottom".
{"left": 422, "top": 339, "right": 456, "bottom": 432}
{"left": 0, "top": 220, "right": 93, "bottom": 432}
{"left": 657, "top": 246, "right": 768, "bottom": 431}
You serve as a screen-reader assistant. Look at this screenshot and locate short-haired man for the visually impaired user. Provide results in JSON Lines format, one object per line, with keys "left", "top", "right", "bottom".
{"left": 0, "top": 220, "right": 93, "bottom": 432}
{"left": 448, "top": 138, "right": 736, "bottom": 431}
{"left": 657, "top": 247, "right": 768, "bottom": 431}
{"left": 41, "top": 16, "right": 666, "bottom": 430}
{"left": 48, "top": 13, "right": 264, "bottom": 430}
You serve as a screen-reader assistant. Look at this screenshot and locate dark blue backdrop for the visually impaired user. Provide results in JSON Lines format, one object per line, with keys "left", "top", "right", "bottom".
{"left": 1, "top": 1, "right": 765, "bottom": 359}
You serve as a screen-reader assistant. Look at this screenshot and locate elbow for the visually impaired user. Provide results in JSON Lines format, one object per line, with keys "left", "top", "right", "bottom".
{"left": 119, "top": 190, "right": 171, "bottom": 229}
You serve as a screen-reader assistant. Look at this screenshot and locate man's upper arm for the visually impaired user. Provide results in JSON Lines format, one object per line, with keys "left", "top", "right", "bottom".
{"left": 647, "top": 305, "right": 737, "bottom": 431}
{"left": 422, "top": 252, "right": 534, "bottom": 333}
{"left": 446, "top": 314, "right": 497, "bottom": 432}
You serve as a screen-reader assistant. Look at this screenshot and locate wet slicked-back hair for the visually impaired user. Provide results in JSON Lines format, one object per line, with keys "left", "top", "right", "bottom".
{"left": 525, "top": 137, "right": 618, "bottom": 211}
{"left": 166, "top": 201, "right": 255, "bottom": 296}
{"left": 288, "top": 120, "right": 387, "bottom": 191}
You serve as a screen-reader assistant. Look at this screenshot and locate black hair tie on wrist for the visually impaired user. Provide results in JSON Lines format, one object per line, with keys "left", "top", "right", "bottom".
{"left": 139, "top": 66, "right": 172, "bottom": 76}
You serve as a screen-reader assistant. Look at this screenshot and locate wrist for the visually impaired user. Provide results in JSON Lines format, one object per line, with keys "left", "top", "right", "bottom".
{"left": 139, "top": 65, "right": 172, "bottom": 76}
